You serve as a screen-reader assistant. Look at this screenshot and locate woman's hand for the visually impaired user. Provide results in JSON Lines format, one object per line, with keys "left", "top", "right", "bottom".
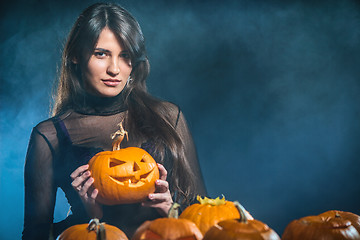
{"left": 70, "top": 164, "right": 103, "bottom": 219}
{"left": 142, "top": 163, "right": 173, "bottom": 216}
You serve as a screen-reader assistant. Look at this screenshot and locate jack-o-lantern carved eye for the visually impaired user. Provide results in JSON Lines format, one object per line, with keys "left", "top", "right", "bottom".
{"left": 109, "top": 158, "right": 126, "bottom": 168}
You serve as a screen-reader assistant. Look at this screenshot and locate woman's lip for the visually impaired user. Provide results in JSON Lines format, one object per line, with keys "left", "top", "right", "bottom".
{"left": 102, "top": 79, "right": 121, "bottom": 87}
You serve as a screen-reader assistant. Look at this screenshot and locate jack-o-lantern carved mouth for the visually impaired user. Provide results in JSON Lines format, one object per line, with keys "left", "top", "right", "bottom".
{"left": 108, "top": 157, "right": 156, "bottom": 187}
{"left": 109, "top": 171, "right": 152, "bottom": 185}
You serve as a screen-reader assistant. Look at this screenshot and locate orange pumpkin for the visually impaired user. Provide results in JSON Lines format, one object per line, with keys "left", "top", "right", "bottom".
{"left": 57, "top": 218, "right": 128, "bottom": 240}
{"left": 203, "top": 202, "right": 280, "bottom": 240}
{"left": 179, "top": 195, "right": 241, "bottom": 234}
{"left": 281, "top": 210, "right": 360, "bottom": 240}
{"left": 132, "top": 203, "right": 203, "bottom": 240}
{"left": 88, "top": 122, "right": 159, "bottom": 205}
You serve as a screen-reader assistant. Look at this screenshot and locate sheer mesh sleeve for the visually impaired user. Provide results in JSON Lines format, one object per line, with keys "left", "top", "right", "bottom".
{"left": 175, "top": 110, "right": 207, "bottom": 199}
{"left": 22, "top": 123, "right": 58, "bottom": 239}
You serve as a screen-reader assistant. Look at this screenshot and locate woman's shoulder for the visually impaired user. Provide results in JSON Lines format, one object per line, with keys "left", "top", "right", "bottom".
{"left": 158, "top": 100, "right": 180, "bottom": 112}
{"left": 156, "top": 100, "right": 183, "bottom": 127}
{"left": 32, "top": 110, "right": 72, "bottom": 137}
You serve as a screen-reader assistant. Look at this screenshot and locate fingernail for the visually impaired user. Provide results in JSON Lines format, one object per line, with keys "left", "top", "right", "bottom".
{"left": 149, "top": 194, "right": 153, "bottom": 199}
{"left": 156, "top": 180, "right": 160, "bottom": 184}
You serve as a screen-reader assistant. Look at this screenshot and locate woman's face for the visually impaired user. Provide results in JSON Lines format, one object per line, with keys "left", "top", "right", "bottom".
{"left": 82, "top": 27, "right": 132, "bottom": 97}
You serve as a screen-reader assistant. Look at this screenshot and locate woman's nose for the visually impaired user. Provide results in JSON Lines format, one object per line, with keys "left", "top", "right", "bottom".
{"left": 107, "top": 58, "right": 120, "bottom": 76}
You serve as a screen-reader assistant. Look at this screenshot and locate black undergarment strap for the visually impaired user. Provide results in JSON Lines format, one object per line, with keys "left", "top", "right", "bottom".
{"left": 52, "top": 117, "right": 72, "bottom": 144}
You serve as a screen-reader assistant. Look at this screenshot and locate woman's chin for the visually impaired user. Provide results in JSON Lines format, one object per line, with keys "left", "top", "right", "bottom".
{"left": 93, "top": 88, "right": 124, "bottom": 98}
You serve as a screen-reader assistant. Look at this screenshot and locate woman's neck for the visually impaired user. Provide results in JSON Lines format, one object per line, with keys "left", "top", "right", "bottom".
{"left": 72, "top": 91, "right": 127, "bottom": 115}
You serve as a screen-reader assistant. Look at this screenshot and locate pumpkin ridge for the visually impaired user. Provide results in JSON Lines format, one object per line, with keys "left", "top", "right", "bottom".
{"left": 203, "top": 203, "right": 214, "bottom": 234}
{"left": 224, "top": 201, "right": 241, "bottom": 219}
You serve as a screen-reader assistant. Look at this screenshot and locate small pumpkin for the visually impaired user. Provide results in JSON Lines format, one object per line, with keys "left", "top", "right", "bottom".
{"left": 57, "top": 218, "right": 128, "bottom": 240}
{"left": 203, "top": 202, "right": 280, "bottom": 240}
{"left": 88, "top": 122, "right": 159, "bottom": 205}
{"left": 179, "top": 195, "right": 241, "bottom": 234}
{"left": 281, "top": 210, "right": 360, "bottom": 240}
{"left": 132, "top": 203, "right": 203, "bottom": 240}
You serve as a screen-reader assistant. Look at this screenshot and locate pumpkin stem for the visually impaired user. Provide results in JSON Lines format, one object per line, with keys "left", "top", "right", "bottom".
{"left": 87, "top": 218, "right": 106, "bottom": 240}
{"left": 111, "top": 121, "right": 128, "bottom": 151}
{"left": 168, "top": 202, "right": 181, "bottom": 219}
{"left": 234, "top": 201, "right": 248, "bottom": 223}
{"left": 197, "top": 195, "right": 226, "bottom": 206}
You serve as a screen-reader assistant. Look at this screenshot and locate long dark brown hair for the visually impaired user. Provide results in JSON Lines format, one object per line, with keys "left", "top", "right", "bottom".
{"left": 52, "top": 2, "right": 196, "bottom": 203}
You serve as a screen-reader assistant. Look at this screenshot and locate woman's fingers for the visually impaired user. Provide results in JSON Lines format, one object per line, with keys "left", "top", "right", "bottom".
{"left": 69, "top": 165, "right": 103, "bottom": 219}
{"left": 148, "top": 192, "right": 172, "bottom": 202}
{"left": 70, "top": 165, "right": 96, "bottom": 199}
{"left": 71, "top": 170, "right": 91, "bottom": 190}
{"left": 142, "top": 190, "right": 173, "bottom": 216}
{"left": 154, "top": 179, "right": 169, "bottom": 193}
{"left": 142, "top": 180, "right": 170, "bottom": 205}
{"left": 90, "top": 188, "right": 99, "bottom": 200}
{"left": 141, "top": 164, "right": 173, "bottom": 216}
{"left": 70, "top": 164, "right": 89, "bottom": 180}
{"left": 142, "top": 192, "right": 172, "bottom": 208}
{"left": 157, "top": 163, "right": 167, "bottom": 181}
{"left": 78, "top": 177, "right": 94, "bottom": 197}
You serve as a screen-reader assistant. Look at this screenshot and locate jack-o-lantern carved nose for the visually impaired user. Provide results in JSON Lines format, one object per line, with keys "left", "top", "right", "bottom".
{"left": 133, "top": 162, "right": 141, "bottom": 172}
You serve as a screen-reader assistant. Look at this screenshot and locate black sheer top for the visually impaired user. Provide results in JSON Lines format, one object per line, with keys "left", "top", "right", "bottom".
{"left": 23, "top": 94, "right": 206, "bottom": 239}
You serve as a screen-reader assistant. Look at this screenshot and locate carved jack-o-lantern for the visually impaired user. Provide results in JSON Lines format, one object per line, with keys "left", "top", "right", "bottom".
{"left": 88, "top": 122, "right": 159, "bottom": 205}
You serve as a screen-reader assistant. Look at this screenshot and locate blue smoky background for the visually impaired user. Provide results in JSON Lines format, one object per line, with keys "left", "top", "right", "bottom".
{"left": 1, "top": 0, "right": 360, "bottom": 239}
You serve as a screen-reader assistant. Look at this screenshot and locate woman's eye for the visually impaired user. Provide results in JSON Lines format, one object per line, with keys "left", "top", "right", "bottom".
{"left": 120, "top": 53, "right": 130, "bottom": 59}
{"left": 94, "top": 52, "right": 107, "bottom": 58}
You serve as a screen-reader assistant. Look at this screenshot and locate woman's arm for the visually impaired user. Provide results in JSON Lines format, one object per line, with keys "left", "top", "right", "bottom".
{"left": 23, "top": 127, "right": 57, "bottom": 239}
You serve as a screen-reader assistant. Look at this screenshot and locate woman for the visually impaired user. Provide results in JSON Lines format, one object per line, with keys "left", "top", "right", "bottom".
{"left": 23, "top": 3, "right": 206, "bottom": 239}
